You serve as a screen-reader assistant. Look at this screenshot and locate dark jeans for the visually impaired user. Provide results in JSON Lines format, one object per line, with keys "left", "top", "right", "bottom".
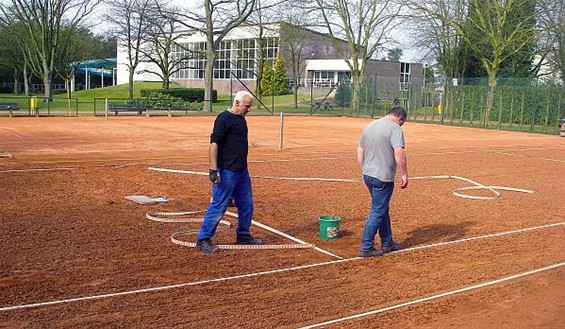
{"left": 197, "top": 168, "right": 254, "bottom": 240}
{"left": 360, "top": 175, "right": 395, "bottom": 252}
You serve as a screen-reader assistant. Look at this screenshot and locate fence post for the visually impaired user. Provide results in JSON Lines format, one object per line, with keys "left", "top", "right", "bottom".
{"left": 278, "top": 112, "right": 284, "bottom": 150}
{"left": 105, "top": 98, "right": 108, "bottom": 120}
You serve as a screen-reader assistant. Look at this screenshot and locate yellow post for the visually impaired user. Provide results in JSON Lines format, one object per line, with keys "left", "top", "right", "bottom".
{"left": 29, "top": 96, "right": 38, "bottom": 116}
{"left": 437, "top": 104, "right": 442, "bottom": 115}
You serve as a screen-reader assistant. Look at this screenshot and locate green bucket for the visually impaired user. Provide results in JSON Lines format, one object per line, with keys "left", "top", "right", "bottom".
{"left": 319, "top": 215, "right": 341, "bottom": 240}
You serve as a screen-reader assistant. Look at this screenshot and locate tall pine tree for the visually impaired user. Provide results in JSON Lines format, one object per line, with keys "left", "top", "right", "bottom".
{"left": 273, "top": 53, "right": 290, "bottom": 95}
{"left": 260, "top": 61, "right": 273, "bottom": 96}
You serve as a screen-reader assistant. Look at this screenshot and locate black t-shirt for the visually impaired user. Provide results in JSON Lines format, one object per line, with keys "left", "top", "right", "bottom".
{"left": 210, "top": 110, "right": 248, "bottom": 171}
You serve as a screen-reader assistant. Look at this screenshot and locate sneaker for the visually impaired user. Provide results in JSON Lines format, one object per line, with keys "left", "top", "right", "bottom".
{"left": 196, "top": 238, "right": 219, "bottom": 254}
{"left": 236, "top": 234, "right": 263, "bottom": 245}
{"left": 359, "top": 248, "right": 384, "bottom": 258}
{"left": 382, "top": 241, "right": 401, "bottom": 253}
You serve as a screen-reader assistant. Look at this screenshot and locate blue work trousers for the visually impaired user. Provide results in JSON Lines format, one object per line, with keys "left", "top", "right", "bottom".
{"left": 360, "top": 175, "right": 395, "bottom": 252}
{"left": 197, "top": 168, "right": 254, "bottom": 240}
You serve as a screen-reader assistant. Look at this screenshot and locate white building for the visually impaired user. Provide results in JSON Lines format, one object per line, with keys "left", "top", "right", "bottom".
{"left": 116, "top": 23, "right": 423, "bottom": 98}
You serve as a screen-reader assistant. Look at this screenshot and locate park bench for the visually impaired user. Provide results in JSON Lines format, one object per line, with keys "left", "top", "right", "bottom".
{"left": 150, "top": 105, "right": 191, "bottom": 116}
{"left": 108, "top": 103, "right": 148, "bottom": 116}
{"left": 311, "top": 102, "right": 333, "bottom": 112}
{"left": 0, "top": 103, "right": 19, "bottom": 117}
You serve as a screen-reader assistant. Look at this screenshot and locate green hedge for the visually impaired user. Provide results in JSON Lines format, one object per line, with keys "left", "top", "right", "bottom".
{"left": 0, "top": 86, "right": 13, "bottom": 93}
{"left": 140, "top": 88, "right": 217, "bottom": 103}
{"left": 448, "top": 84, "right": 564, "bottom": 128}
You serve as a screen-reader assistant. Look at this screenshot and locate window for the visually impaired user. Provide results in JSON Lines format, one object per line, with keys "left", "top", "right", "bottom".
{"left": 172, "top": 42, "right": 205, "bottom": 79}
{"left": 172, "top": 37, "right": 279, "bottom": 81}
{"left": 400, "top": 62, "right": 411, "bottom": 83}
{"left": 312, "top": 71, "right": 335, "bottom": 87}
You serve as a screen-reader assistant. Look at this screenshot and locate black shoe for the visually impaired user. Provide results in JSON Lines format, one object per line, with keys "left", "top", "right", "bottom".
{"left": 359, "top": 248, "right": 384, "bottom": 258}
{"left": 382, "top": 241, "right": 401, "bottom": 253}
{"left": 236, "top": 234, "right": 263, "bottom": 245}
{"left": 196, "top": 238, "right": 219, "bottom": 254}
{"left": 228, "top": 198, "right": 236, "bottom": 208}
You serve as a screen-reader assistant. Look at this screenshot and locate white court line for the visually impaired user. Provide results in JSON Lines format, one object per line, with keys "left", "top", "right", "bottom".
{"left": 299, "top": 262, "right": 565, "bottom": 329}
{"left": 225, "top": 210, "right": 344, "bottom": 259}
{"left": 490, "top": 151, "right": 565, "bottom": 163}
{"left": 0, "top": 167, "right": 77, "bottom": 173}
{"left": 0, "top": 221, "right": 562, "bottom": 313}
{"left": 0, "top": 128, "right": 24, "bottom": 138}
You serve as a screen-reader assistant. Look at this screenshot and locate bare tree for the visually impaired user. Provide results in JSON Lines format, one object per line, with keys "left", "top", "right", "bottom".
{"left": 137, "top": 2, "right": 196, "bottom": 90}
{"left": 244, "top": 1, "right": 283, "bottom": 103}
{"left": 407, "top": 0, "right": 539, "bottom": 125}
{"left": 536, "top": 0, "right": 564, "bottom": 80}
{"left": 0, "top": 20, "right": 32, "bottom": 94}
{"left": 278, "top": 18, "right": 311, "bottom": 108}
{"left": 312, "top": 0, "right": 402, "bottom": 112}
{"left": 55, "top": 26, "right": 104, "bottom": 99}
{"left": 174, "top": 0, "right": 257, "bottom": 112}
{"left": 0, "top": 0, "right": 101, "bottom": 102}
{"left": 105, "top": 0, "right": 156, "bottom": 99}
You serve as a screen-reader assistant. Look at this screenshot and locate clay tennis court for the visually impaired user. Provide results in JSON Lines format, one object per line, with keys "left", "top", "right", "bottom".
{"left": 0, "top": 115, "right": 563, "bottom": 328}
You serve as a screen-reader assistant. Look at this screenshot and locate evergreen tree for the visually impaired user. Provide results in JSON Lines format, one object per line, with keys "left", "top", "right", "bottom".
{"left": 260, "top": 61, "right": 273, "bottom": 96}
{"left": 334, "top": 82, "right": 351, "bottom": 106}
{"left": 273, "top": 52, "right": 290, "bottom": 95}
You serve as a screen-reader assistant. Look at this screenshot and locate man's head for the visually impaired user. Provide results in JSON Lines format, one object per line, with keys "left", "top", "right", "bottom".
{"left": 232, "top": 91, "right": 253, "bottom": 116}
{"left": 387, "top": 106, "right": 407, "bottom": 126}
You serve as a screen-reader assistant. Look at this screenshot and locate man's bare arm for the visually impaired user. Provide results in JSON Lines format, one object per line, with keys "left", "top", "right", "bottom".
{"left": 394, "top": 146, "right": 408, "bottom": 189}
{"left": 209, "top": 143, "right": 218, "bottom": 170}
{"left": 356, "top": 145, "right": 364, "bottom": 169}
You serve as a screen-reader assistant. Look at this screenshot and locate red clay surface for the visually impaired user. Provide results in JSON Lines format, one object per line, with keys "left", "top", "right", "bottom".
{"left": 0, "top": 115, "right": 564, "bottom": 328}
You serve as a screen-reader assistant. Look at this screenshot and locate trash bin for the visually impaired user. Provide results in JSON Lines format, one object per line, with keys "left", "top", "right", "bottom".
{"left": 319, "top": 215, "right": 341, "bottom": 240}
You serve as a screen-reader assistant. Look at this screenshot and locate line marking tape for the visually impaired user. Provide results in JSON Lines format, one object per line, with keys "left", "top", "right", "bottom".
{"left": 299, "top": 262, "right": 565, "bottom": 328}
{"left": 1, "top": 221, "right": 562, "bottom": 313}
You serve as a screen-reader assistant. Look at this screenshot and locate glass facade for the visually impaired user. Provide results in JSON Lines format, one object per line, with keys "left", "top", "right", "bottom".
{"left": 172, "top": 37, "right": 279, "bottom": 80}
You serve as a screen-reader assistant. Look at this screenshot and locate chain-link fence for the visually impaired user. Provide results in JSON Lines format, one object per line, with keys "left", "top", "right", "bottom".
{"left": 300, "top": 75, "right": 563, "bottom": 135}
{"left": 2, "top": 76, "right": 563, "bottom": 135}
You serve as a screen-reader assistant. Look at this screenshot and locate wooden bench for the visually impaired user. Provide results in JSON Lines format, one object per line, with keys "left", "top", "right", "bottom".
{"left": 311, "top": 102, "right": 333, "bottom": 111}
{"left": 108, "top": 104, "right": 148, "bottom": 115}
{"left": 151, "top": 106, "right": 190, "bottom": 116}
{"left": 0, "top": 103, "right": 19, "bottom": 117}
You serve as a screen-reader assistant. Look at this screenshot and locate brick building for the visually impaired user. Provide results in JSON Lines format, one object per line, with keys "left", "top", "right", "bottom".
{"left": 116, "top": 23, "right": 423, "bottom": 104}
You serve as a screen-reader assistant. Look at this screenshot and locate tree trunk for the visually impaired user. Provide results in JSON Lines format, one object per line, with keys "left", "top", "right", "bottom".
{"left": 12, "top": 69, "right": 21, "bottom": 95}
{"left": 483, "top": 74, "right": 497, "bottom": 126}
{"left": 162, "top": 78, "right": 170, "bottom": 90}
{"left": 42, "top": 72, "right": 53, "bottom": 103}
{"left": 293, "top": 80, "right": 299, "bottom": 109}
{"left": 203, "top": 52, "right": 215, "bottom": 112}
{"left": 66, "top": 75, "right": 73, "bottom": 99}
{"left": 351, "top": 74, "right": 362, "bottom": 115}
{"left": 128, "top": 71, "right": 135, "bottom": 100}
{"left": 23, "top": 64, "right": 30, "bottom": 96}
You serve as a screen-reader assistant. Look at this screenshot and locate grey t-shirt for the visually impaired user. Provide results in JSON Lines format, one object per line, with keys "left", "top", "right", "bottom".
{"left": 359, "top": 117, "right": 405, "bottom": 182}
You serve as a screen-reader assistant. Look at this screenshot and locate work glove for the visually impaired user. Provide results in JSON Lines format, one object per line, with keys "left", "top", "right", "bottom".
{"left": 209, "top": 169, "right": 220, "bottom": 185}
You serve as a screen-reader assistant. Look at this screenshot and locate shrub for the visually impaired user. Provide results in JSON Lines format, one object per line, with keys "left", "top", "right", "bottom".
{"left": 334, "top": 83, "right": 351, "bottom": 106}
{"left": 0, "top": 86, "right": 13, "bottom": 93}
{"left": 140, "top": 88, "right": 217, "bottom": 103}
{"left": 140, "top": 92, "right": 203, "bottom": 111}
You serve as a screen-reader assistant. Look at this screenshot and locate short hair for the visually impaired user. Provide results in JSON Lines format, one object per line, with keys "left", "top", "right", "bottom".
{"left": 234, "top": 90, "right": 253, "bottom": 103}
{"left": 387, "top": 106, "right": 407, "bottom": 120}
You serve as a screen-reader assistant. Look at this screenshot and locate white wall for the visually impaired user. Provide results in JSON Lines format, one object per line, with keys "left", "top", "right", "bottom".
{"left": 116, "top": 43, "right": 163, "bottom": 85}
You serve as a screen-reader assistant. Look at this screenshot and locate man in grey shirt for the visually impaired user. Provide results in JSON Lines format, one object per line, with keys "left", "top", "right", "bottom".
{"left": 357, "top": 107, "right": 408, "bottom": 257}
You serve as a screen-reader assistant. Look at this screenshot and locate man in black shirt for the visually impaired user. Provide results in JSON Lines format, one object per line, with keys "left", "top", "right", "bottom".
{"left": 196, "top": 91, "right": 263, "bottom": 254}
